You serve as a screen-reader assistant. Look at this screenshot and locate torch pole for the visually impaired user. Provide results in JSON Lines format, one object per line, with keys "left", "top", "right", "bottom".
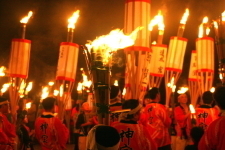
{"left": 67, "top": 28, "right": 74, "bottom": 43}
{"left": 21, "top": 23, "right": 26, "bottom": 39}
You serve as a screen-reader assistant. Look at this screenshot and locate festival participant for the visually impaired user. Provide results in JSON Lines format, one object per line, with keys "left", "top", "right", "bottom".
{"left": 0, "top": 97, "right": 16, "bottom": 150}
{"left": 185, "top": 127, "right": 204, "bottom": 150}
{"left": 198, "top": 87, "right": 225, "bottom": 150}
{"left": 73, "top": 102, "right": 98, "bottom": 150}
{"left": 86, "top": 125, "right": 120, "bottom": 150}
{"left": 35, "top": 97, "right": 69, "bottom": 150}
{"left": 173, "top": 93, "right": 191, "bottom": 150}
{"left": 112, "top": 99, "right": 157, "bottom": 150}
{"left": 195, "top": 91, "right": 219, "bottom": 130}
{"left": 140, "top": 87, "right": 171, "bottom": 150}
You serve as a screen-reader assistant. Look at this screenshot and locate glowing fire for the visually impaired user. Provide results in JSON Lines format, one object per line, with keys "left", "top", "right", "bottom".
{"left": 213, "top": 21, "right": 218, "bottom": 29}
{"left": 122, "top": 88, "right": 126, "bottom": 96}
{"left": 1, "top": 83, "right": 10, "bottom": 94}
{"left": 198, "top": 16, "right": 209, "bottom": 38}
{"left": 189, "top": 104, "right": 196, "bottom": 113}
{"left": 41, "top": 86, "right": 49, "bottom": 99}
{"left": 86, "top": 28, "right": 140, "bottom": 65}
{"left": 19, "top": 80, "right": 26, "bottom": 96}
{"left": 20, "top": 11, "right": 33, "bottom": 24}
{"left": 53, "top": 90, "right": 59, "bottom": 96}
{"left": 77, "top": 82, "right": 83, "bottom": 93}
{"left": 152, "top": 41, "right": 157, "bottom": 45}
{"left": 222, "top": 11, "right": 225, "bottom": 21}
{"left": 114, "top": 80, "right": 119, "bottom": 86}
{"left": 148, "top": 10, "right": 164, "bottom": 31}
{"left": 59, "top": 85, "right": 64, "bottom": 97}
{"left": 68, "top": 10, "right": 80, "bottom": 29}
{"left": 26, "top": 102, "right": 32, "bottom": 109}
{"left": 48, "top": 81, "right": 54, "bottom": 86}
{"left": 180, "top": 9, "right": 189, "bottom": 24}
{"left": 82, "top": 74, "right": 92, "bottom": 88}
{"left": 210, "top": 87, "right": 215, "bottom": 93}
{"left": 177, "top": 87, "right": 188, "bottom": 94}
{"left": 25, "top": 82, "right": 33, "bottom": 93}
{"left": 0, "top": 66, "right": 6, "bottom": 76}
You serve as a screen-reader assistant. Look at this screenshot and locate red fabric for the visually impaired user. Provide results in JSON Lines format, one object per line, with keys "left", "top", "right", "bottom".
{"left": 198, "top": 116, "right": 225, "bottom": 150}
{"left": 174, "top": 106, "right": 191, "bottom": 137}
{"left": 196, "top": 107, "right": 219, "bottom": 130}
{"left": 112, "top": 122, "right": 157, "bottom": 150}
{"left": 110, "top": 105, "right": 122, "bottom": 125}
{"left": 35, "top": 116, "right": 69, "bottom": 150}
{"left": 140, "top": 103, "right": 171, "bottom": 147}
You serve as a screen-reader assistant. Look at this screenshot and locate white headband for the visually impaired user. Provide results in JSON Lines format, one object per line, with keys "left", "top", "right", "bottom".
{"left": 86, "top": 124, "right": 120, "bottom": 150}
{"left": 119, "top": 104, "right": 142, "bottom": 121}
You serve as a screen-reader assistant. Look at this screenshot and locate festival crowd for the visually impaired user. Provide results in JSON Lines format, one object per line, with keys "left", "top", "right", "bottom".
{"left": 0, "top": 85, "right": 225, "bottom": 150}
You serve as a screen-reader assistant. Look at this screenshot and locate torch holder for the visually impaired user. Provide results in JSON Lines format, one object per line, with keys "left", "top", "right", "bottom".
{"left": 91, "top": 65, "right": 110, "bottom": 125}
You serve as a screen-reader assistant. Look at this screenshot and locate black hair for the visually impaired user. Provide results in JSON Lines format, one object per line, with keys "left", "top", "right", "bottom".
{"left": 0, "top": 97, "right": 8, "bottom": 108}
{"left": 95, "top": 125, "right": 120, "bottom": 147}
{"left": 122, "top": 99, "right": 139, "bottom": 119}
{"left": 214, "top": 87, "right": 225, "bottom": 110}
{"left": 190, "top": 127, "right": 204, "bottom": 145}
{"left": 148, "top": 87, "right": 159, "bottom": 100}
{"left": 42, "top": 97, "right": 55, "bottom": 110}
{"left": 202, "top": 91, "right": 213, "bottom": 104}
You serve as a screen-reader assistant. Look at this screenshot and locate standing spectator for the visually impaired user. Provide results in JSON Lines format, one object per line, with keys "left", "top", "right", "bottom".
{"left": 185, "top": 127, "right": 204, "bottom": 150}
{"left": 198, "top": 87, "right": 225, "bottom": 149}
{"left": 35, "top": 97, "right": 69, "bottom": 150}
{"left": 173, "top": 93, "right": 191, "bottom": 150}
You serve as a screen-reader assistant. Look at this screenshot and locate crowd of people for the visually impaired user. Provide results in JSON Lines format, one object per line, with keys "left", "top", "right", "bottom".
{"left": 0, "top": 85, "right": 225, "bottom": 150}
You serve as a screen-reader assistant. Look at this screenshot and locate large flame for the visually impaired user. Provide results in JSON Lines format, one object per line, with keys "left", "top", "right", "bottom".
{"left": 198, "top": 16, "right": 209, "bottom": 38}
{"left": 86, "top": 28, "right": 140, "bottom": 65}
{"left": 20, "top": 11, "right": 33, "bottom": 24}
{"left": 26, "top": 102, "right": 32, "bottom": 109}
{"left": 68, "top": 10, "right": 80, "bottom": 29}
{"left": 222, "top": 11, "right": 225, "bottom": 21}
{"left": 213, "top": 21, "right": 218, "bottom": 29}
{"left": 77, "top": 82, "right": 83, "bottom": 93}
{"left": 114, "top": 80, "right": 119, "bottom": 86}
{"left": 180, "top": 9, "right": 189, "bottom": 24}
{"left": 41, "top": 86, "right": 49, "bottom": 99}
{"left": 177, "top": 87, "right": 188, "bottom": 94}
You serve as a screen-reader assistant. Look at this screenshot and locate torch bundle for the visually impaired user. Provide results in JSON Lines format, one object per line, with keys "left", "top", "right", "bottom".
{"left": 196, "top": 17, "right": 214, "bottom": 96}
{"left": 124, "top": 0, "right": 151, "bottom": 100}
{"left": 55, "top": 10, "right": 80, "bottom": 120}
{"left": 84, "top": 29, "right": 138, "bottom": 125}
{"left": 8, "top": 11, "right": 33, "bottom": 124}
{"left": 188, "top": 51, "right": 200, "bottom": 106}
{"left": 165, "top": 9, "right": 189, "bottom": 107}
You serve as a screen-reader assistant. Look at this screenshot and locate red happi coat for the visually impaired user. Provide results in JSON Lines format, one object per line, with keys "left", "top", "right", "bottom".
{"left": 0, "top": 114, "right": 16, "bottom": 150}
{"left": 196, "top": 105, "right": 219, "bottom": 130}
{"left": 140, "top": 103, "right": 171, "bottom": 147}
{"left": 110, "top": 105, "right": 122, "bottom": 126}
{"left": 112, "top": 122, "right": 157, "bottom": 150}
{"left": 198, "top": 116, "right": 225, "bottom": 150}
{"left": 174, "top": 105, "right": 191, "bottom": 138}
{"left": 35, "top": 114, "right": 69, "bottom": 150}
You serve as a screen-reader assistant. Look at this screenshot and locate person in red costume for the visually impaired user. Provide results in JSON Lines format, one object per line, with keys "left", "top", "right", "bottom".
{"left": 112, "top": 99, "right": 157, "bottom": 150}
{"left": 196, "top": 91, "right": 219, "bottom": 130}
{"left": 173, "top": 93, "right": 191, "bottom": 150}
{"left": 140, "top": 87, "right": 171, "bottom": 150}
{"left": 0, "top": 97, "right": 16, "bottom": 150}
{"left": 198, "top": 86, "right": 225, "bottom": 150}
{"left": 35, "top": 97, "right": 69, "bottom": 150}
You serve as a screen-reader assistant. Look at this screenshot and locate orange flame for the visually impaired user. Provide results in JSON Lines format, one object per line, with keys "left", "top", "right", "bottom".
{"left": 114, "top": 80, "right": 119, "bottom": 86}
{"left": 180, "top": 9, "right": 189, "bottom": 24}
{"left": 152, "top": 41, "right": 157, "bottom": 45}
{"left": 148, "top": 10, "right": 164, "bottom": 31}
{"left": 206, "top": 27, "right": 210, "bottom": 36}
{"left": 0, "top": 66, "right": 6, "bottom": 76}
{"left": 68, "top": 10, "right": 80, "bottom": 29}
{"left": 202, "top": 16, "right": 208, "bottom": 24}
{"left": 198, "top": 24, "right": 204, "bottom": 38}
{"left": 189, "top": 104, "right": 195, "bottom": 113}
{"left": 25, "top": 82, "right": 33, "bottom": 94}
{"left": 1, "top": 83, "right": 10, "bottom": 94}
{"left": 26, "top": 102, "right": 32, "bottom": 109}
{"left": 20, "top": 11, "right": 33, "bottom": 24}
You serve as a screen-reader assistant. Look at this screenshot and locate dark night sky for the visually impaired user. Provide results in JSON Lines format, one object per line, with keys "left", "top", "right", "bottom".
{"left": 0, "top": 0, "right": 224, "bottom": 99}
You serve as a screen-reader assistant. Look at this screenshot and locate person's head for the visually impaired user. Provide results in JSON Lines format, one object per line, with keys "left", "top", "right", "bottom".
{"left": 110, "top": 85, "right": 121, "bottom": 105}
{"left": 42, "top": 97, "right": 56, "bottom": 112}
{"left": 148, "top": 87, "right": 160, "bottom": 102}
{"left": 178, "top": 93, "right": 188, "bottom": 104}
{"left": 190, "top": 127, "right": 204, "bottom": 145}
{"left": 0, "top": 97, "right": 10, "bottom": 114}
{"left": 82, "top": 102, "right": 91, "bottom": 113}
{"left": 17, "top": 111, "right": 28, "bottom": 125}
{"left": 202, "top": 91, "right": 214, "bottom": 105}
{"left": 143, "top": 93, "right": 151, "bottom": 106}
{"left": 120, "top": 99, "right": 142, "bottom": 121}
{"left": 214, "top": 87, "right": 225, "bottom": 110}
{"left": 87, "top": 125, "right": 120, "bottom": 150}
